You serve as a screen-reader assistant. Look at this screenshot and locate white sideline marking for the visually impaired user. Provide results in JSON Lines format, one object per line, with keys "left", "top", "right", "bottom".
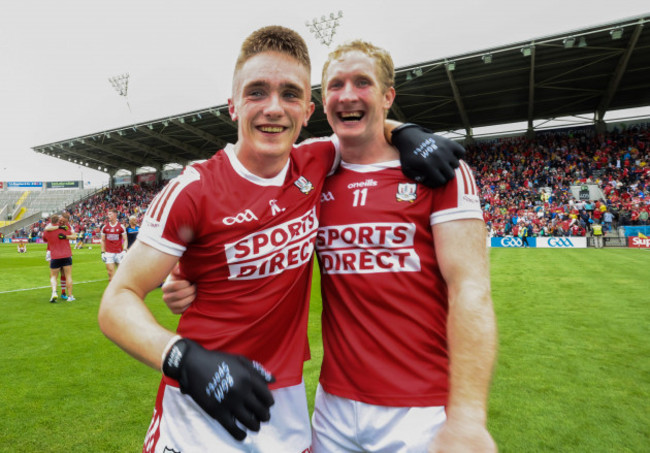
{"left": 0, "top": 279, "right": 108, "bottom": 295}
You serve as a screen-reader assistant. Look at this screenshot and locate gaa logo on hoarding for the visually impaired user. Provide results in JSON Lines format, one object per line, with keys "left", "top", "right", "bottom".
{"left": 548, "top": 238, "right": 574, "bottom": 248}
{"left": 500, "top": 237, "right": 522, "bottom": 247}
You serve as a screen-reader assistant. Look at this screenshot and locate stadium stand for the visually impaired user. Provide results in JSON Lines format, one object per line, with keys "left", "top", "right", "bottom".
{"left": 2, "top": 183, "right": 161, "bottom": 243}
{"left": 0, "top": 191, "right": 25, "bottom": 222}
{"left": 8, "top": 123, "right": 647, "bottom": 249}
{"left": 0, "top": 187, "right": 100, "bottom": 233}
{"left": 466, "top": 123, "right": 649, "bottom": 242}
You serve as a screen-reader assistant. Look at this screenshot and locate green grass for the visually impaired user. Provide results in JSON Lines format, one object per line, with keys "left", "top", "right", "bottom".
{"left": 0, "top": 244, "right": 648, "bottom": 452}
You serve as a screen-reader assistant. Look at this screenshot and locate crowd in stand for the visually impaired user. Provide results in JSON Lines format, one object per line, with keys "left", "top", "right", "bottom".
{"left": 13, "top": 183, "right": 162, "bottom": 242}
{"left": 8, "top": 124, "right": 650, "bottom": 241}
{"left": 464, "top": 124, "right": 649, "bottom": 237}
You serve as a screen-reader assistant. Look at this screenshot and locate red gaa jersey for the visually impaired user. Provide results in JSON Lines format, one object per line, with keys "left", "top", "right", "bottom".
{"left": 138, "top": 140, "right": 339, "bottom": 389}
{"left": 101, "top": 222, "right": 126, "bottom": 253}
{"left": 43, "top": 228, "right": 73, "bottom": 259}
{"left": 316, "top": 159, "right": 483, "bottom": 406}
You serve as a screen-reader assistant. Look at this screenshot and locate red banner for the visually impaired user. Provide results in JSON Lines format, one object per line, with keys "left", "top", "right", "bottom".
{"left": 628, "top": 237, "right": 650, "bottom": 248}
{"left": 136, "top": 173, "right": 156, "bottom": 184}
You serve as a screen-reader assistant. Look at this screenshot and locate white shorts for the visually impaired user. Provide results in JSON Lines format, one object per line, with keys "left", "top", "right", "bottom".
{"left": 311, "top": 385, "right": 446, "bottom": 453}
{"left": 144, "top": 378, "right": 312, "bottom": 453}
{"left": 103, "top": 251, "right": 126, "bottom": 264}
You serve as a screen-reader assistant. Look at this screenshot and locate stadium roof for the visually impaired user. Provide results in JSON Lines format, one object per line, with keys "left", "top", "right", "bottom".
{"left": 33, "top": 14, "right": 650, "bottom": 176}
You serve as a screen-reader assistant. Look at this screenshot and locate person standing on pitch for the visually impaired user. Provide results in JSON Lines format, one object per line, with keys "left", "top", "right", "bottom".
{"left": 43, "top": 213, "right": 75, "bottom": 300}
{"left": 125, "top": 215, "right": 140, "bottom": 250}
{"left": 43, "top": 214, "right": 77, "bottom": 302}
{"left": 308, "top": 40, "right": 497, "bottom": 452}
{"left": 100, "top": 207, "right": 127, "bottom": 280}
{"left": 592, "top": 220, "right": 604, "bottom": 248}
{"left": 100, "top": 26, "right": 464, "bottom": 452}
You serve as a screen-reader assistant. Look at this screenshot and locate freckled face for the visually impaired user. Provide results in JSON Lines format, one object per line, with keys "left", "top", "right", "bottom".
{"left": 323, "top": 50, "right": 394, "bottom": 146}
{"left": 229, "top": 51, "right": 315, "bottom": 161}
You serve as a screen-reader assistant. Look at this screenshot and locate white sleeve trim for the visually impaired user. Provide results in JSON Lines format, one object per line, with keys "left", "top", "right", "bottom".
{"left": 138, "top": 233, "right": 187, "bottom": 257}
{"left": 430, "top": 208, "right": 484, "bottom": 225}
{"left": 328, "top": 134, "right": 342, "bottom": 176}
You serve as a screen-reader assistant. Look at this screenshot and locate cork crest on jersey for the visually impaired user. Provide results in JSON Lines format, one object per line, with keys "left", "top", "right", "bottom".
{"left": 396, "top": 183, "right": 418, "bottom": 202}
{"left": 294, "top": 176, "right": 314, "bottom": 195}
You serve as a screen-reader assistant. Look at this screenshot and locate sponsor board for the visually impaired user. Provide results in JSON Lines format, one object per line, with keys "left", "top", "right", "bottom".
{"left": 628, "top": 237, "right": 650, "bottom": 248}
{"left": 490, "top": 237, "right": 534, "bottom": 248}
{"left": 536, "top": 237, "right": 587, "bottom": 248}
{"left": 489, "top": 237, "right": 587, "bottom": 248}
{"left": 136, "top": 173, "right": 156, "bottom": 184}
{"left": 46, "top": 181, "right": 79, "bottom": 189}
{"left": 7, "top": 181, "right": 43, "bottom": 190}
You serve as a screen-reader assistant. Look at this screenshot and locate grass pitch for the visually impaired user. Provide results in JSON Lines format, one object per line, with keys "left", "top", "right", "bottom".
{"left": 0, "top": 244, "right": 648, "bottom": 452}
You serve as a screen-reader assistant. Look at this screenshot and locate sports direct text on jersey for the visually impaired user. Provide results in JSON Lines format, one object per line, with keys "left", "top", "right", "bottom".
{"left": 225, "top": 207, "right": 318, "bottom": 280}
{"left": 316, "top": 222, "right": 422, "bottom": 274}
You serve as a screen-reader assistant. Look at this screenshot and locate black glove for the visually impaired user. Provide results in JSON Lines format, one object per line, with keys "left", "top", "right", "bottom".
{"left": 58, "top": 233, "right": 67, "bottom": 239}
{"left": 392, "top": 123, "right": 466, "bottom": 188}
{"left": 59, "top": 225, "right": 69, "bottom": 231}
{"left": 162, "top": 338, "right": 275, "bottom": 441}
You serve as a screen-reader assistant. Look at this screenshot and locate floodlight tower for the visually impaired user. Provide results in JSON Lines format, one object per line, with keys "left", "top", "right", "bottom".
{"left": 305, "top": 11, "right": 343, "bottom": 47}
{"left": 108, "top": 73, "right": 131, "bottom": 112}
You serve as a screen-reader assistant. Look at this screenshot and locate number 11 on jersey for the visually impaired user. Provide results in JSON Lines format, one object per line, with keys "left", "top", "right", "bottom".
{"left": 352, "top": 188, "right": 368, "bottom": 207}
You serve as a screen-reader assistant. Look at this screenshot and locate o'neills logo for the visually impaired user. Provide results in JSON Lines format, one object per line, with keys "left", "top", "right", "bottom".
{"left": 316, "top": 222, "right": 421, "bottom": 274}
{"left": 225, "top": 207, "right": 318, "bottom": 279}
{"left": 347, "top": 179, "right": 378, "bottom": 189}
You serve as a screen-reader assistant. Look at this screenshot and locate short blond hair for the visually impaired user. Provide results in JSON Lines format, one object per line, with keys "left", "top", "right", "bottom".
{"left": 321, "top": 40, "right": 395, "bottom": 98}
{"left": 234, "top": 26, "right": 311, "bottom": 76}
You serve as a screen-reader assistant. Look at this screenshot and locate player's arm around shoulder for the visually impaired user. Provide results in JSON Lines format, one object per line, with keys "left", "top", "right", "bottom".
{"left": 98, "top": 240, "right": 180, "bottom": 370}
{"left": 430, "top": 219, "right": 498, "bottom": 453}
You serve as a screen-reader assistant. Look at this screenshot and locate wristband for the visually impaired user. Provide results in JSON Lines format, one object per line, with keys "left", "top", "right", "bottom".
{"left": 161, "top": 334, "right": 183, "bottom": 373}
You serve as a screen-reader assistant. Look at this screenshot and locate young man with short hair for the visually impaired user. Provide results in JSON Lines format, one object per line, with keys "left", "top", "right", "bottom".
{"left": 100, "top": 208, "right": 127, "bottom": 281}
{"left": 310, "top": 40, "right": 497, "bottom": 453}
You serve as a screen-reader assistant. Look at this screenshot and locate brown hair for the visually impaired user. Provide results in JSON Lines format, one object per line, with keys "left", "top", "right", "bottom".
{"left": 321, "top": 40, "right": 395, "bottom": 97}
{"left": 234, "top": 26, "right": 311, "bottom": 75}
